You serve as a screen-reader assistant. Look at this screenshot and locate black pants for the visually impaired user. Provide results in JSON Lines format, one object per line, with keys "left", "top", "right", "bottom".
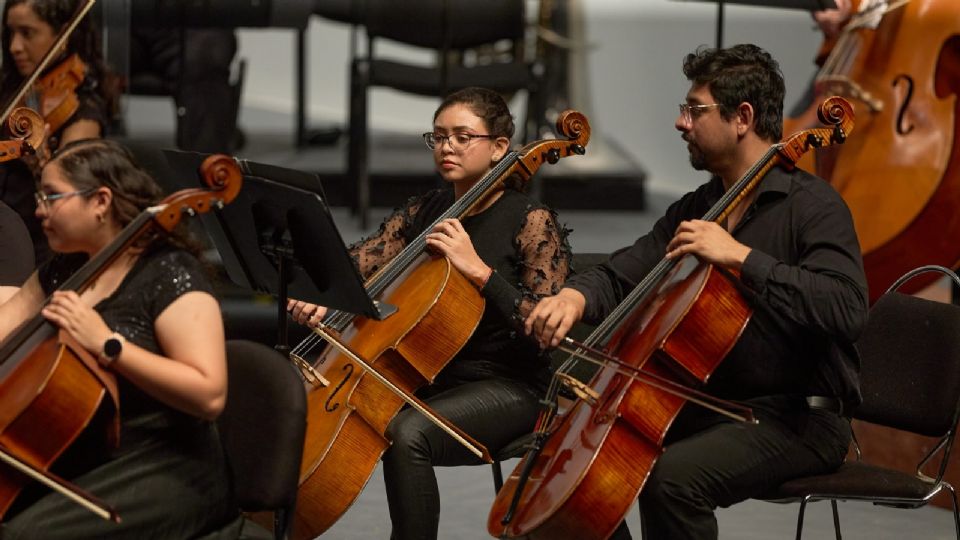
{"left": 382, "top": 378, "right": 542, "bottom": 540}
{"left": 610, "top": 396, "right": 851, "bottom": 540}
{"left": 0, "top": 419, "right": 238, "bottom": 539}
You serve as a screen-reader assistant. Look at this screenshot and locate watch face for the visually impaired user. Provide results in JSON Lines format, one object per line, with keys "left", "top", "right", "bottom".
{"left": 104, "top": 337, "right": 123, "bottom": 358}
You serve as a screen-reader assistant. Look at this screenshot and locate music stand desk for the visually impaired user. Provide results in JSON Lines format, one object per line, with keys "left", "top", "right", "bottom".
{"left": 163, "top": 150, "right": 393, "bottom": 350}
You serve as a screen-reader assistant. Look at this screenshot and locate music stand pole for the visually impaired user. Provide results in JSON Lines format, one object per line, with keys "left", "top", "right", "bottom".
{"left": 275, "top": 249, "right": 290, "bottom": 356}
{"left": 717, "top": 0, "right": 725, "bottom": 48}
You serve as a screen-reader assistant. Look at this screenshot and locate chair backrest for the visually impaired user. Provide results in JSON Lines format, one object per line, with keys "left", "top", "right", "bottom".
{"left": 854, "top": 292, "right": 960, "bottom": 438}
{"left": 218, "top": 340, "right": 307, "bottom": 512}
{"left": 364, "top": 0, "right": 525, "bottom": 50}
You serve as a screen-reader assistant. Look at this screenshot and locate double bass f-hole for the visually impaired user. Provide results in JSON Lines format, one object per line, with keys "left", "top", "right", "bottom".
{"left": 324, "top": 363, "right": 354, "bottom": 413}
{"left": 893, "top": 74, "right": 915, "bottom": 135}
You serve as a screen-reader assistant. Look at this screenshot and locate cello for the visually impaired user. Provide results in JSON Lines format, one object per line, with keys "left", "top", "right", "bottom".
{"left": 0, "top": 153, "right": 241, "bottom": 521}
{"left": 784, "top": 0, "right": 960, "bottom": 301}
{"left": 289, "top": 110, "right": 591, "bottom": 538}
{"left": 488, "top": 97, "right": 855, "bottom": 540}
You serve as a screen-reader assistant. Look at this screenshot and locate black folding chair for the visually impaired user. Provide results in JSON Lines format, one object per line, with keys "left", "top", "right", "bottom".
{"left": 760, "top": 265, "right": 960, "bottom": 540}
{"left": 217, "top": 340, "right": 307, "bottom": 540}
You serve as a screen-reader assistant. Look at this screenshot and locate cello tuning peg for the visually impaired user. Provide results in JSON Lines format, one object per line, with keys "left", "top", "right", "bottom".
{"left": 571, "top": 144, "right": 586, "bottom": 155}
{"left": 805, "top": 133, "right": 823, "bottom": 149}
{"left": 546, "top": 148, "right": 561, "bottom": 164}
{"left": 831, "top": 126, "right": 847, "bottom": 144}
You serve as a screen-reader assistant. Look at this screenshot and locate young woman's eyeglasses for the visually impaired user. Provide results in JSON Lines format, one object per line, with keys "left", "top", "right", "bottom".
{"left": 678, "top": 103, "right": 721, "bottom": 123}
{"left": 34, "top": 188, "right": 94, "bottom": 209}
{"left": 422, "top": 132, "right": 494, "bottom": 151}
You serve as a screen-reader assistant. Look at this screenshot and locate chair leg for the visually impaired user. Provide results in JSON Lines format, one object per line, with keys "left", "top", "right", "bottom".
{"left": 795, "top": 498, "right": 810, "bottom": 540}
{"left": 275, "top": 504, "right": 293, "bottom": 540}
{"left": 492, "top": 461, "right": 504, "bottom": 494}
{"left": 945, "top": 483, "right": 960, "bottom": 540}
{"left": 830, "top": 500, "right": 842, "bottom": 540}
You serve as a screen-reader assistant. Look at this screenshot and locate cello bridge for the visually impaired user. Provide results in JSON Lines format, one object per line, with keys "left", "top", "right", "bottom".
{"left": 557, "top": 373, "right": 600, "bottom": 406}
{"left": 290, "top": 353, "right": 330, "bottom": 387}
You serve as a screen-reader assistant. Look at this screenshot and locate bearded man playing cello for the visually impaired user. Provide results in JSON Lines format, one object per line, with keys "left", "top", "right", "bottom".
{"left": 525, "top": 43, "right": 869, "bottom": 539}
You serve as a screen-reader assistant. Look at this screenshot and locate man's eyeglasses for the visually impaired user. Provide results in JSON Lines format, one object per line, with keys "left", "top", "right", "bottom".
{"left": 678, "top": 103, "right": 721, "bottom": 123}
{"left": 422, "top": 132, "right": 494, "bottom": 151}
{"left": 34, "top": 188, "right": 95, "bottom": 209}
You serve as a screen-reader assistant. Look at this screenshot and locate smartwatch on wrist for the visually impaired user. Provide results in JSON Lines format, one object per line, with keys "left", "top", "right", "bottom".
{"left": 99, "top": 332, "right": 125, "bottom": 367}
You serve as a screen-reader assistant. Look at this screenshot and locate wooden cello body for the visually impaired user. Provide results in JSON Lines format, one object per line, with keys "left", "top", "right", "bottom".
{"left": 489, "top": 258, "right": 750, "bottom": 539}
{"left": 295, "top": 253, "right": 486, "bottom": 534}
{"left": 292, "top": 111, "right": 591, "bottom": 538}
{"left": 489, "top": 99, "right": 855, "bottom": 540}
{"left": 785, "top": 0, "right": 960, "bottom": 301}
{"left": 0, "top": 154, "right": 241, "bottom": 521}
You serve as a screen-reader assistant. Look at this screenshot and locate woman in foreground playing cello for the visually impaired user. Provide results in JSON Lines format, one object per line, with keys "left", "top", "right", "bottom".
{"left": 288, "top": 87, "right": 571, "bottom": 539}
{"left": 524, "top": 44, "right": 868, "bottom": 539}
{"left": 0, "top": 139, "right": 239, "bottom": 538}
{"left": 0, "top": 0, "right": 116, "bottom": 265}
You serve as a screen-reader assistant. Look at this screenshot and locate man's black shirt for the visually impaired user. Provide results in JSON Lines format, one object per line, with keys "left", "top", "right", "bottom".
{"left": 568, "top": 166, "right": 869, "bottom": 409}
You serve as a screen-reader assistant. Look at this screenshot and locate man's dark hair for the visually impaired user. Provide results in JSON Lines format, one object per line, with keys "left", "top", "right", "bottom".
{"left": 682, "top": 43, "right": 785, "bottom": 142}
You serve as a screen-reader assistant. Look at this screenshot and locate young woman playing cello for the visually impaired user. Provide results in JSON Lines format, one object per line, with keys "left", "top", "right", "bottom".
{"left": 0, "top": 139, "right": 240, "bottom": 539}
{"left": 0, "top": 0, "right": 116, "bottom": 265}
{"left": 288, "top": 87, "right": 572, "bottom": 539}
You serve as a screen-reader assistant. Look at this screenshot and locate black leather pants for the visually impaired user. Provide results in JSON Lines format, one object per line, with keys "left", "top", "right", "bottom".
{"left": 382, "top": 378, "right": 542, "bottom": 540}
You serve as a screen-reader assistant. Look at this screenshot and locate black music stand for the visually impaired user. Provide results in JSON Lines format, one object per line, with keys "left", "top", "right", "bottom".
{"left": 163, "top": 150, "right": 395, "bottom": 354}
{"left": 674, "top": 0, "right": 836, "bottom": 48}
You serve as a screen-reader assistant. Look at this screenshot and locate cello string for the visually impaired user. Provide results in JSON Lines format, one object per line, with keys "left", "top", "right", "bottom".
{"left": 554, "top": 339, "right": 755, "bottom": 424}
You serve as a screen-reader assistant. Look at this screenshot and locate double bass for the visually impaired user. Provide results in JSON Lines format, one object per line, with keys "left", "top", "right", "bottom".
{"left": 785, "top": 0, "right": 960, "bottom": 301}
{"left": 0, "top": 154, "right": 241, "bottom": 522}
{"left": 488, "top": 98, "right": 855, "bottom": 539}
{"left": 289, "top": 111, "right": 591, "bottom": 538}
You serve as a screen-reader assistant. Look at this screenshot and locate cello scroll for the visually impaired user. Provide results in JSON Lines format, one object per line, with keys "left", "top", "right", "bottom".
{"left": 781, "top": 95, "right": 856, "bottom": 165}
{"left": 151, "top": 154, "right": 242, "bottom": 232}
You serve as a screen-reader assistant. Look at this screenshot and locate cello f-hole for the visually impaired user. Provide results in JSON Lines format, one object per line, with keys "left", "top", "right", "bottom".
{"left": 893, "top": 74, "right": 915, "bottom": 135}
{"left": 324, "top": 363, "right": 354, "bottom": 413}
{"left": 593, "top": 374, "right": 624, "bottom": 425}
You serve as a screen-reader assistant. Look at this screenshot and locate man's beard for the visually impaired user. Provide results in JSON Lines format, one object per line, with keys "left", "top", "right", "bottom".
{"left": 687, "top": 142, "right": 708, "bottom": 171}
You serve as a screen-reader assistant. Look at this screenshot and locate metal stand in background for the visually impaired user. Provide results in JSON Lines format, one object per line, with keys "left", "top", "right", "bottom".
{"left": 296, "top": 28, "right": 344, "bottom": 147}
{"left": 674, "top": 0, "right": 837, "bottom": 48}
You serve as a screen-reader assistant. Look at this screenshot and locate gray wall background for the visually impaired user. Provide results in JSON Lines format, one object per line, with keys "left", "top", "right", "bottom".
{"left": 233, "top": 0, "right": 824, "bottom": 196}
